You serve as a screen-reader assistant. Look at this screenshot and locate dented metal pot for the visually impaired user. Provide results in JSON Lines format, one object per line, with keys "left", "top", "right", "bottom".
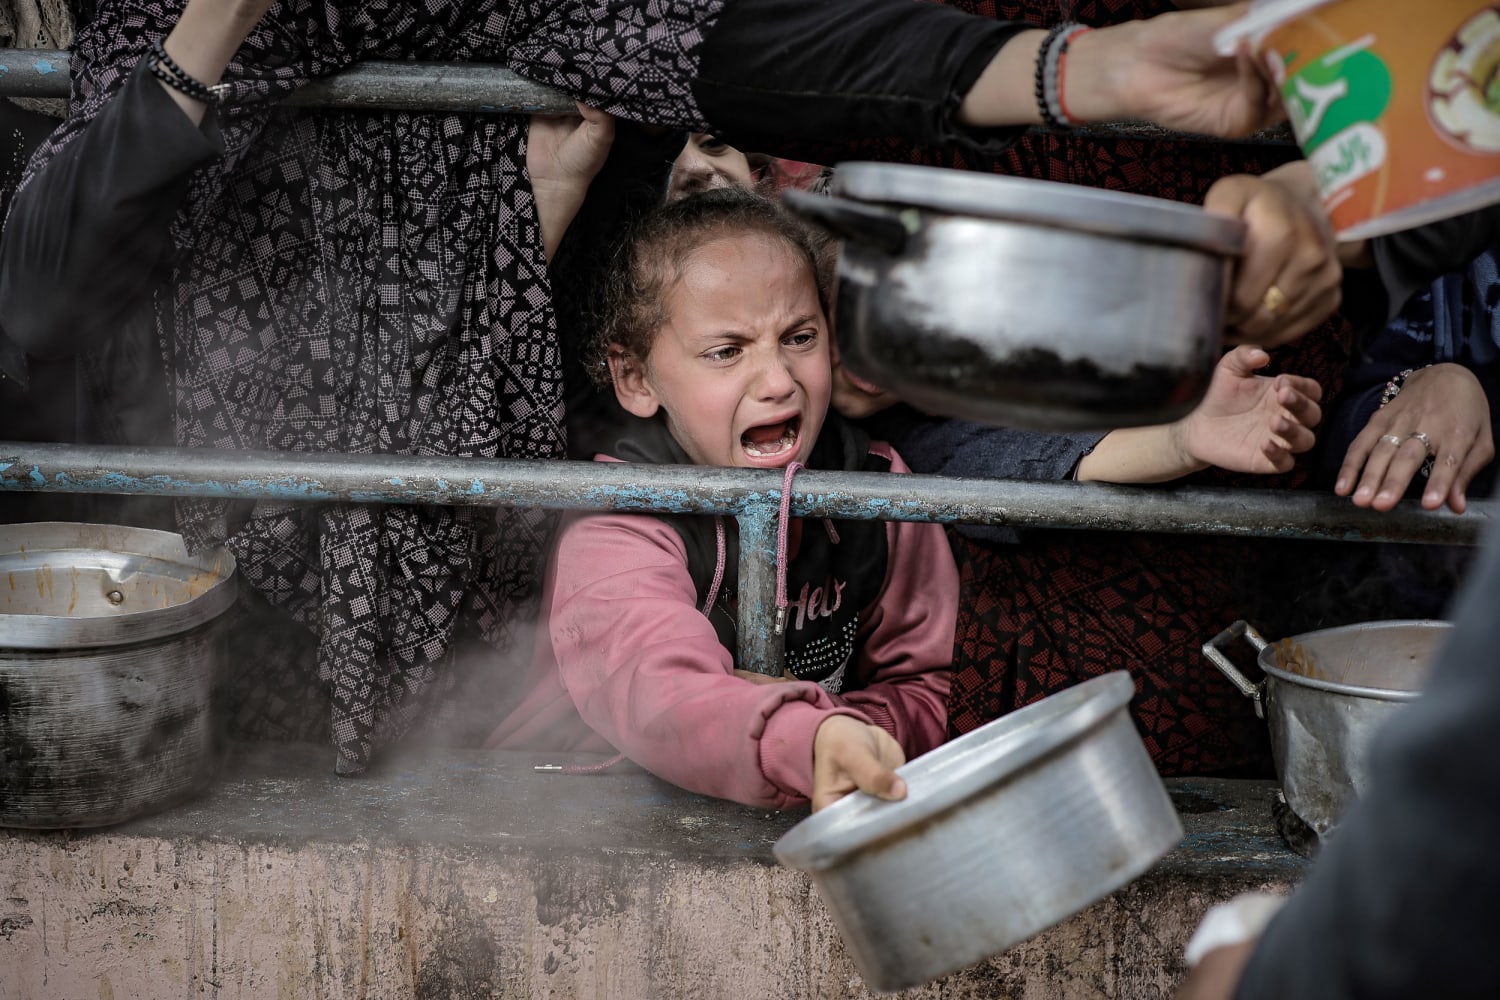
{"left": 1203, "top": 619, "right": 1449, "bottom": 843}
{"left": 773, "top": 672, "right": 1181, "bottom": 992}
{"left": 0, "top": 523, "right": 237, "bottom": 829}
{"left": 784, "top": 163, "right": 1246, "bottom": 430}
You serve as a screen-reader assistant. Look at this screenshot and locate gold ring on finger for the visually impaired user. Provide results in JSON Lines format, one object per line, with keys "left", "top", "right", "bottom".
{"left": 1380, "top": 434, "right": 1404, "bottom": 447}
{"left": 1262, "top": 284, "right": 1289, "bottom": 317}
{"left": 1408, "top": 431, "right": 1434, "bottom": 456}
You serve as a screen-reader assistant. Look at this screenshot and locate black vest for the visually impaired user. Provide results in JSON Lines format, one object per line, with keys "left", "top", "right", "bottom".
{"left": 606, "top": 412, "right": 890, "bottom": 693}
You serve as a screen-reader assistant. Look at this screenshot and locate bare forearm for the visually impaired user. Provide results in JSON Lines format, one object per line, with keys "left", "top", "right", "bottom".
{"left": 957, "top": 22, "right": 1144, "bottom": 127}
{"left": 158, "top": 0, "right": 273, "bottom": 123}
{"left": 960, "top": 4, "right": 1277, "bottom": 139}
{"left": 1076, "top": 423, "right": 1205, "bottom": 483}
{"left": 532, "top": 183, "right": 587, "bottom": 263}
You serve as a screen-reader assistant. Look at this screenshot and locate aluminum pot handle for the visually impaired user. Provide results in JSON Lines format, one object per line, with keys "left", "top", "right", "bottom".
{"left": 782, "top": 189, "right": 914, "bottom": 256}
{"left": 1202, "top": 620, "right": 1270, "bottom": 720}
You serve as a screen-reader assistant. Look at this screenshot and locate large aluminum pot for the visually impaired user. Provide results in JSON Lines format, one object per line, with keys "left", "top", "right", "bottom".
{"left": 0, "top": 523, "right": 237, "bottom": 828}
{"left": 773, "top": 672, "right": 1181, "bottom": 993}
{"left": 1203, "top": 619, "right": 1448, "bottom": 842}
{"left": 783, "top": 163, "right": 1246, "bottom": 430}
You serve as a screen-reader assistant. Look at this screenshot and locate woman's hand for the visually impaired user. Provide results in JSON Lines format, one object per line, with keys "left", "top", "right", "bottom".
{"left": 1071, "top": 3, "right": 1283, "bottom": 139}
{"left": 812, "top": 715, "right": 906, "bottom": 812}
{"left": 527, "top": 104, "right": 615, "bottom": 262}
{"left": 1176, "top": 346, "right": 1323, "bottom": 474}
{"left": 1336, "top": 364, "right": 1495, "bottom": 513}
{"left": 1175, "top": 941, "right": 1259, "bottom": 1000}
{"left": 1205, "top": 162, "right": 1343, "bottom": 347}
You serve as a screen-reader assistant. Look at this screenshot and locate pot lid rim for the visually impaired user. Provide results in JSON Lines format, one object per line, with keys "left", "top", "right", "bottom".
{"left": 0, "top": 522, "right": 238, "bottom": 649}
{"left": 829, "top": 162, "right": 1247, "bottom": 256}
{"left": 772, "top": 670, "right": 1137, "bottom": 871}
{"left": 1257, "top": 618, "right": 1451, "bottom": 702}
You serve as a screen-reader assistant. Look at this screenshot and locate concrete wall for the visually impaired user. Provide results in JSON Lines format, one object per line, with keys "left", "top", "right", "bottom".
{"left": 0, "top": 745, "right": 1303, "bottom": 1000}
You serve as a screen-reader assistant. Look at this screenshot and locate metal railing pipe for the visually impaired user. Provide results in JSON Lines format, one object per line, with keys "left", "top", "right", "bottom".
{"left": 736, "top": 507, "right": 786, "bottom": 678}
{"left": 0, "top": 443, "right": 1487, "bottom": 546}
{"left": 0, "top": 48, "right": 1295, "bottom": 142}
{"left": 0, "top": 49, "right": 576, "bottom": 113}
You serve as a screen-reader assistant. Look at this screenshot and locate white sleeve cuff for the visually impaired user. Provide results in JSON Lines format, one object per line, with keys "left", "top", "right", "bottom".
{"left": 1184, "top": 892, "right": 1289, "bottom": 968}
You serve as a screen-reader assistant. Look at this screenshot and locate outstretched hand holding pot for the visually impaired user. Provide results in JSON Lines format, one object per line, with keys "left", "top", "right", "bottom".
{"left": 1205, "top": 161, "right": 1343, "bottom": 347}
{"left": 812, "top": 715, "right": 907, "bottom": 812}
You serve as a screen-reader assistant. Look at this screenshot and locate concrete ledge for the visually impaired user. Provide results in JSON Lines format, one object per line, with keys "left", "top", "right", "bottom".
{"left": 0, "top": 743, "right": 1303, "bottom": 999}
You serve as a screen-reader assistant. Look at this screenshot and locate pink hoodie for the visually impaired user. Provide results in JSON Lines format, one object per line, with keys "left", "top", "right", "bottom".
{"left": 486, "top": 443, "right": 956, "bottom": 810}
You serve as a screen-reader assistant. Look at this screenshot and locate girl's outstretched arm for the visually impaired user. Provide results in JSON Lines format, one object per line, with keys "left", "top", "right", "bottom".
{"left": 547, "top": 512, "right": 888, "bottom": 810}
{"left": 1077, "top": 346, "right": 1323, "bottom": 483}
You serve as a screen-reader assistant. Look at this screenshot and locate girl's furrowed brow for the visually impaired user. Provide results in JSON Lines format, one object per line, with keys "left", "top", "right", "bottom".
{"left": 780, "top": 314, "right": 821, "bottom": 334}
{"left": 690, "top": 328, "right": 752, "bottom": 346}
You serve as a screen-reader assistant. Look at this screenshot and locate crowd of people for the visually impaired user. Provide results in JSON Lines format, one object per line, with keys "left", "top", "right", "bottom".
{"left": 4, "top": 1, "right": 1500, "bottom": 991}
{"left": 1, "top": 0, "right": 1492, "bottom": 800}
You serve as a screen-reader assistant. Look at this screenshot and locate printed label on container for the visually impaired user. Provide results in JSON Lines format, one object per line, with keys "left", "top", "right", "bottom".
{"left": 1262, "top": 0, "right": 1500, "bottom": 238}
{"left": 1282, "top": 38, "right": 1393, "bottom": 198}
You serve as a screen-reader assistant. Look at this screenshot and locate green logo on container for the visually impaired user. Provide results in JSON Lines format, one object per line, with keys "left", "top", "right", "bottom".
{"left": 1282, "top": 45, "right": 1393, "bottom": 153}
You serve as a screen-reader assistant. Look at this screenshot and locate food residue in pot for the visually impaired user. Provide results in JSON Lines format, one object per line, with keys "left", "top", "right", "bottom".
{"left": 1273, "top": 638, "right": 1329, "bottom": 681}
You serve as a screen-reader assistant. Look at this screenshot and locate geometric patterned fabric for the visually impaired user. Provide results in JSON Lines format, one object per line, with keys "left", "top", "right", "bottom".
{"left": 17, "top": 0, "right": 728, "bottom": 774}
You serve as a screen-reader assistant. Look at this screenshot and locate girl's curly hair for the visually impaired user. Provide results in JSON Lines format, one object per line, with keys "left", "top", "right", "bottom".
{"left": 586, "top": 188, "right": 834, "bottom": 386}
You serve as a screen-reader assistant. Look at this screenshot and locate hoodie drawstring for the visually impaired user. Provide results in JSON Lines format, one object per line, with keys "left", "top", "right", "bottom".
{"left": 702, "top": 517, "right": 727, "bottom": 616}
{"left": 773, "top": 461, "right": 843, "bottom": 634}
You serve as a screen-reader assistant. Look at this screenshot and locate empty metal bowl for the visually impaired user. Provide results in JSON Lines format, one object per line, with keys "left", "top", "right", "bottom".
{"left": 773, "top": 671, "right": 1182, "bottom": 992}
{"left": 785, "top": 163, "right": 1246, "bottom": 430}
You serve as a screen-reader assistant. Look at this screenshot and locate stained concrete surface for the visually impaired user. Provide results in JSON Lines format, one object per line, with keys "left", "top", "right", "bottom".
{"left": 0, "top": 743, "right": 1304, "bottom": 999}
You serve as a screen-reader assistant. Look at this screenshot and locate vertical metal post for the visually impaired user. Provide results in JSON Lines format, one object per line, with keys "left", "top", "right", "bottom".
{"left": 735, "top": 504, "right": 786, "bottom": 677}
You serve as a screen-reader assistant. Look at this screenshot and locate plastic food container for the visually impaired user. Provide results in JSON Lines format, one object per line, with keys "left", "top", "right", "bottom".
{"left": 1218, "top": 0, "right": 1500, "bottom": 240}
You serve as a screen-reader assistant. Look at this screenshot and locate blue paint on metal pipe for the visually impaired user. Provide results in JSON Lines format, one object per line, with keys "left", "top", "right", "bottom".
{"left": 0, "top": 442, "right": 1485, "bottom": 548}
{"left": 735, "top": 506, "right": 786, "bottom": 677}
{"left": 32, "top": 59, "right": 55, "bottom": 74}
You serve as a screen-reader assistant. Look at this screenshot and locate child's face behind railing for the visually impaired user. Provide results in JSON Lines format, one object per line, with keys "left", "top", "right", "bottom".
{"left": 609, "top": 231, "right": 832, "bottom": 470}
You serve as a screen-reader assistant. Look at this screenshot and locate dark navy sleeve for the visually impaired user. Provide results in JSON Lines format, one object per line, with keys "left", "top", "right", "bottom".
{"left": 863, "top": 406, "right": 1106, "bottom": 543}
{"left": 1369, "top": 205, "right": 1500, "bottom": 323}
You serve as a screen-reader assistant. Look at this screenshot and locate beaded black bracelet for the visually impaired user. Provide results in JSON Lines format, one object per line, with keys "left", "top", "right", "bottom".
{"left": 148, "top": 58, "right": 217, "bottom": 106}
{"left": 148, "top": 38, "right": 219, "bottom": 106}
{"left": 1034, "top": 22, "right": 1075, "bottom": 131}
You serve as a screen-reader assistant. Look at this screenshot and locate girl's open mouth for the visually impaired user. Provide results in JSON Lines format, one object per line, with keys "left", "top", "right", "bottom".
{"left": 741, "top": 415, "right": 801, "bottom": 459}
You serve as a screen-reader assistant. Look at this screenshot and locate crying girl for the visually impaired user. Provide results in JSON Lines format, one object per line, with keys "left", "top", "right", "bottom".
{"left": 484, "top": 189, "right": 958, "bottom": 813}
